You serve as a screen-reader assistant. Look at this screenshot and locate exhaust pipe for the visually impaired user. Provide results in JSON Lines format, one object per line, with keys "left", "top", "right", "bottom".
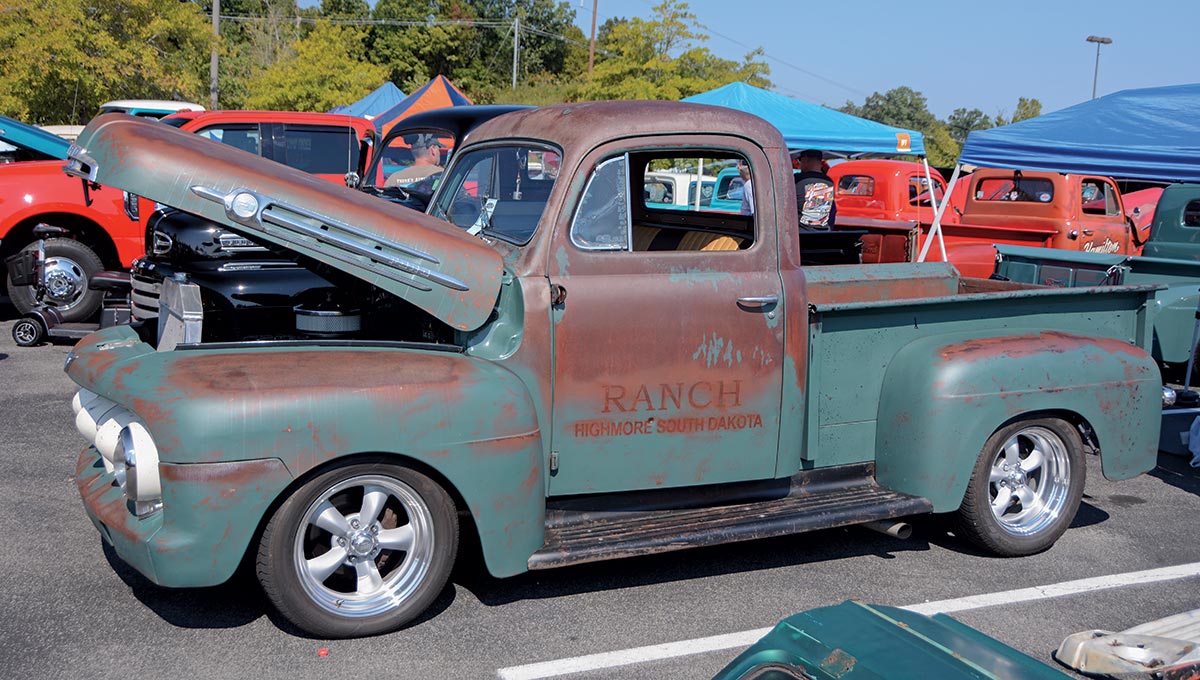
{"left": 862, "top": 520, "right": 912, "bottom": 540}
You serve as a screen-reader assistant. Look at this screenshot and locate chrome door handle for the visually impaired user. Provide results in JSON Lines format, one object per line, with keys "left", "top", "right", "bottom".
{"left": 737, "top": 294, "right": 779, "bottom": 306}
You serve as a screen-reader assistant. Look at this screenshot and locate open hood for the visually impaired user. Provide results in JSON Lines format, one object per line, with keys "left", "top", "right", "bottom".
{"left": 0, "top": 115, "right": 71, "bottom": 159}
{"left": 66, "top": 114, "right": 504, "bottom": 331}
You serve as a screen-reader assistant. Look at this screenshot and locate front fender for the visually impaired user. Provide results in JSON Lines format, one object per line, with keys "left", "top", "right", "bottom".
{"left": 68, "top": 328, "right": 545, "bottom": 578}
{"left": 876, "top": 330, "right": 1160, "bottom": 511}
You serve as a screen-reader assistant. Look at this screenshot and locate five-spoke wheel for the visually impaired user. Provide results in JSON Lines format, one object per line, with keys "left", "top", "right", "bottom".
{"left": 257, "top": 462, "right": 457, "bottom": 638}
{"left": 957, "top": 418, "right": 1084, "bottom": 556}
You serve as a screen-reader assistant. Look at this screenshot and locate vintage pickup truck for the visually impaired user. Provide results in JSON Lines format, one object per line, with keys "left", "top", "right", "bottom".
{"left": 994, "top": 183, "right": 1200, "bottom": 378}
{"left": 63, "top": 102, "right": 1162, "bottom": 638}
{"left": 829, "top": 161, "right": 1140, "bottom": 275}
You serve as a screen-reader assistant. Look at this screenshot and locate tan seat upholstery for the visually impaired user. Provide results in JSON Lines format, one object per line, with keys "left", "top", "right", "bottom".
{"left": 632, "top": 226, "right": 661, "bottom": 251}
{"left": 677, "top": 231, "right": 745, "bottom": 251}
{"left": 631, "top": 225, "right": 746, "bottom": 252}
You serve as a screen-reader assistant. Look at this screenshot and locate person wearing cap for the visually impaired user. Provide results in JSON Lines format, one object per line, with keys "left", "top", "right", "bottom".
{"left": 794, "top": 149, "right": 836, "bottom": 230}
{"left": 385, "top": 133, "right": 445, "bottom": 187}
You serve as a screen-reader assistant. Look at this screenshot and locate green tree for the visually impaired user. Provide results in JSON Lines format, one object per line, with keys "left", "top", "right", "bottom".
{"left": 0, "top": 0, "right": 211, "bottom": 124}
{"left": 946, "top": 107, "right": 993, "bottom": 145}
{"left": 369, "top": 0, "right": 485, "bottom": 93}
{"left": 468, "top": 0, "right": 580, "bottom": 82}
{"left": 321, "top": 0, "right": 369, "bottom": 19}
{"left": 244, "top": 21, "right": 388, "bottom": 111}
{"left": 841, "top": 87, "right": 959, "bottom": 165}
{"left": 572, "top": 0, "right": 769, "bottom": 101}
{"left": 210, "top": 0, "right": 304, "bottom": 109}
{"left": 995, "top": 97, "right": 1043, "bottom": 126}
{"left": 841, "top": 86, "right": 937, "bottom": 132}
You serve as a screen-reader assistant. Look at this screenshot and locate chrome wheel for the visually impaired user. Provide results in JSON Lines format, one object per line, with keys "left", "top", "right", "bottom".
{"left": 986, "top": 425, "right": 1072, "bottom": 537}
{"left": 291, "top": 475, "right": 436, "bottom": 619}
{"left": 41, "top": 255, "right": 88, "bottom": 309}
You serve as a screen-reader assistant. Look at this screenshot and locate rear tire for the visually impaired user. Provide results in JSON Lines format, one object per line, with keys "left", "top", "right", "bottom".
{"left": 956, "top": 418, "right": 1084, "bottom": 556}
{"left": 256, "top": 461, "right": 458, "bottom": 638}
{"left": 6, "top": 237, "right": 104, "bottom": 322}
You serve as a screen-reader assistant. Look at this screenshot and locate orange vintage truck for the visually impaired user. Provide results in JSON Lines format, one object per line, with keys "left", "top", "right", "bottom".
{"left": 829, "top": 160, "right": 1143, "bottom": 276}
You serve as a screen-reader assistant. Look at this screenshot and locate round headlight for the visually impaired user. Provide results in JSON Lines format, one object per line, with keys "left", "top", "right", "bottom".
{"left": 119, "top": 422, "right": 160, "bottom": 502}
{"left": 95, "top": 409, "right": 136, "bottom": 469}
{"left": 111, "top": 431, "right": 127, "bottom": 490}
{"left": 75, "top": 398, "right": 117, "bottom": 442}
{"left": 1163, "top": 386, "right": 1178, "bottom": 407}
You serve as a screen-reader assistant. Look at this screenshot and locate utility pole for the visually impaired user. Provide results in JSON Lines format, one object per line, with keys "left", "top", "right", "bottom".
{"left": 512, "top": 16, "right": 520, "bottom": 90}
{"left": 1086, "top": 35, "right": 1112, "bottom": 100}
{"left": 210, "top": 0, "right": 219, "bottom": 109}
{"left": 588, "top": 0, "right": 597, "bottom": 73}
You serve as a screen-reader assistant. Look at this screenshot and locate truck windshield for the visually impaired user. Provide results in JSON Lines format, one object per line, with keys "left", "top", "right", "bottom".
{"left": 430, "top": 144, "right": 560, "bottom": 245}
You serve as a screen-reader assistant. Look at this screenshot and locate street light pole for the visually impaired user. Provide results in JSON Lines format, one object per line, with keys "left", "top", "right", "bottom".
{"left": 1086, "top": 35, "right": 1112, "bottom": 100}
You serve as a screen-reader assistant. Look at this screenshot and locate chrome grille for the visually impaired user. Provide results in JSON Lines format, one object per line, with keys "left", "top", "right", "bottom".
{"left": 131, "top": 272, "right": 161, "bottom": 320}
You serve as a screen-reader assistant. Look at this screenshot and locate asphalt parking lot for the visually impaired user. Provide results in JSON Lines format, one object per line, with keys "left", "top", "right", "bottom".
{"left": 2, "top": 305, "right": 1199, "bottom": 680}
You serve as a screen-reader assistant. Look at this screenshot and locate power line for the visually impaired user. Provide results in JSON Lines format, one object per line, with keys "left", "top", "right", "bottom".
{"left": 571, "top": 2, "right": 869, "bottom": 101}
{"left": 700, "top": 24, "right": 870, "bottom": 100}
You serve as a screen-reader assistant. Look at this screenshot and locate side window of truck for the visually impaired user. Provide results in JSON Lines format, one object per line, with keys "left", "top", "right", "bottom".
{"left": 838, "top": 175, "right": 874, "bottom": 196}
{"left": 908, "top": 175, "right": 945, "bottom": 206}
{"left": 278, "top": 125, "right": 360, "bottom": 175}
{"left": 1080, "top": 179, "right": 1119, "bottom": 216}
{"left": 571, "top": 150, "right": 755, "bottom": 253}
{"left": 1183, "top": 200, "right": 1200, "bottom": 227}
{"left": 195, "top": 124, "right": 262, "bottom": 156}
{"left": 976, "top": 177, "right": 1053, "bottom": 203}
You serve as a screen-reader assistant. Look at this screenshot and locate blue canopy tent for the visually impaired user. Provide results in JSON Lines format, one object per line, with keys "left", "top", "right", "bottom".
{"left": 329, "top": 82, "right": 406, "bottom": 120}
{"left": 683, "top": 82, "right": 926, "bottom": 157}
{"left": 959, "top": 83, "right": 1200, "bottom": 183}
{"left": 921, "top": 83, "right": 1200, "bottom": 262}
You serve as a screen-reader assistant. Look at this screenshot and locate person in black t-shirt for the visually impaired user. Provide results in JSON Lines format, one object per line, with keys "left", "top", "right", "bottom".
{"left": 794, "top": 149, "right": 836, "bottom": 230}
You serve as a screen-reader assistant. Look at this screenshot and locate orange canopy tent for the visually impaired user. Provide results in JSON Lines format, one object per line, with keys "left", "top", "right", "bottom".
{"left": 373, "top": 75, "right": 473, "bottom": 137}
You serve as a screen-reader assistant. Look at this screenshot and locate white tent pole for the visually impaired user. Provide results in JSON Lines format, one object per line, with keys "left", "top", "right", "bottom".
{"left": 920, "top": 157, "right": 947, "bottom": 261}
{"left": 918, "top": 162, "right": 962, "bottom": 263}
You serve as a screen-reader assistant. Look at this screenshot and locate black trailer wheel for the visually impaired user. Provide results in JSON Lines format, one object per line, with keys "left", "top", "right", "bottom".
{"left": 6, "top": 237, "right": 105, "bottom": 322}
{"left": 256, "top": 461, "right": 459, "bottom": 638}
{"left": 956, "top": 417, "right": 1085, "bottom": 556}
{"left": 12, "top": 317, "right": 45, "bottom": 347}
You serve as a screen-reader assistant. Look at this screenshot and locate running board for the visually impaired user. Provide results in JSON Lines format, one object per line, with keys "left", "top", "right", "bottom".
{"left": 528, "top": 463, "right": 932, "bottom": 570}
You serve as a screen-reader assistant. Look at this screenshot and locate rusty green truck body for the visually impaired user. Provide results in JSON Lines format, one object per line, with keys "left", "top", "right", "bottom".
{"left": 63, "top": 104, "right": 1162, "bottom": 637}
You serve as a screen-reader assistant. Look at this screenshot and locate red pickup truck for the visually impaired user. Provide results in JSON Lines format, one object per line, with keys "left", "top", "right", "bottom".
{"left": 4, "top": 111, "right": 376, "bottom": 322}
{"left": 1, "top": 115, "right": 141, "bottom": 321}
{"left": 829, "top": 161, "right": 1140, "bottom": 277}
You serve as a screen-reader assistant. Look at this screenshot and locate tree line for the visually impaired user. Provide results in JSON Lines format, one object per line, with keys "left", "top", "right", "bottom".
{"left": 0, "top": 0, "right": 1035, "bottom": 165}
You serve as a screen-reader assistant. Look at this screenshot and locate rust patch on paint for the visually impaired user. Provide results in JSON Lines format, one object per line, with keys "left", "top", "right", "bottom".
{"left": 937, "top": 331, "right": 1144, "bottom": 363}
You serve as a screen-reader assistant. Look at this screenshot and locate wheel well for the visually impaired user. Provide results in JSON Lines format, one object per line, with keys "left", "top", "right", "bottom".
{"left": 236, "top": 452, "right": 481, "bottom": 578}
{"left": 994, "top": 409, "right": 1099, "bottom": 455}
{"left": 1, "top": 214, "right": 120, "bottom": 267}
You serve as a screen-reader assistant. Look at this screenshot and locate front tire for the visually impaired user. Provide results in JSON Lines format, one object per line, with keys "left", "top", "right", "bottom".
{"left": 256, "top": 462, "right": 458, "bottom": 638}
{"left": 956, "top": 418, "right": 1084, "bottom": 556}
{"left": 6, "top": 237, "right": 104, "bottom": 322}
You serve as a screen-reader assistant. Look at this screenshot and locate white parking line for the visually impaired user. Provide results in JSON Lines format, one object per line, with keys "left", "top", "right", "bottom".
{"left": 495, "top": 561, "right": 1200, "bottom": 680}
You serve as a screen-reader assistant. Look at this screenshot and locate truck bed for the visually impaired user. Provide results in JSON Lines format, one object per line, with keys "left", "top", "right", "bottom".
{"left": 800, "top": 262, "right": 1160, "bottom": 469}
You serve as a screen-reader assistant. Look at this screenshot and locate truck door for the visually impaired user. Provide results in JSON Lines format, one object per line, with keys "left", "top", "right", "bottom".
{"left": 1077, "top": 177, "right": 1129, "bottom": 254}
{"left": 547, "top": 142, "right": 785, "bottom": 495}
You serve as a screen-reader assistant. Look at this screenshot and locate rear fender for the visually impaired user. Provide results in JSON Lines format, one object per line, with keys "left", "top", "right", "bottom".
{"left": 1150, "top": 284, "right": 1200, "bottom": 365}
{"left": 876, "top": 330, "right": 1160, "bottom": 511}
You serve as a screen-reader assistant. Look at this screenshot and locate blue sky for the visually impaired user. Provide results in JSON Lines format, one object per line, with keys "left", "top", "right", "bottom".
{"left": 572, "top": 0, "right": 1197, "bottom": 119}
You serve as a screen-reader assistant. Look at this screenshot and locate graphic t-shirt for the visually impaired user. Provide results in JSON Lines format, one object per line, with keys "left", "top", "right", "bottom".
{"left": 795, "top": 171, "right": 837, "bottom": 229}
